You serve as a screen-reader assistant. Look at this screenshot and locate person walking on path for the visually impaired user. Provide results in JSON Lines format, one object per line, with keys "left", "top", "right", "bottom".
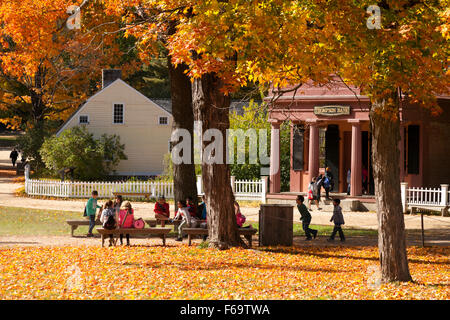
{"left": 9, "top": 148, "right": 18, "bottom": 167}
{"left": 308, "top": 177, "right": 321, "bottom": 211}
{"left": 328, "top": 199, "right": 346, "bottom": 242}
{"left": 86, "top": 190, "right": 102, "bottom": 237}
{"left": 296, "top": 195, "right": 318, "bottom": 241}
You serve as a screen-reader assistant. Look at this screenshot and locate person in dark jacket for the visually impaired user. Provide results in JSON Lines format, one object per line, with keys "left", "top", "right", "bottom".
{"left": 296, "top": 195, "right": 318, "bottom": 241}
{"left": 328, "top": 199, "right": 345, "bottom": 242}
{"left": 9, "top": 148, "right": 18, "bottom": 167}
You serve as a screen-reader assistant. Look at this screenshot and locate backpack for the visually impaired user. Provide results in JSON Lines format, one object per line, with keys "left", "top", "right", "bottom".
{"left": 103, "top": 209, "right": 116, "bottom": 230}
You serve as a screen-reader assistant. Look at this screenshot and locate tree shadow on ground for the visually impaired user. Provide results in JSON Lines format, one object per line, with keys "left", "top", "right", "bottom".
{"left": 257, "top": 246, "right": 448, "bottom": 266}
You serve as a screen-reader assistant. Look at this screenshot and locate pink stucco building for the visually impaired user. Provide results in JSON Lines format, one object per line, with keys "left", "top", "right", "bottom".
{"left": 266, "top": 80, "right": 450, "bottom": 198}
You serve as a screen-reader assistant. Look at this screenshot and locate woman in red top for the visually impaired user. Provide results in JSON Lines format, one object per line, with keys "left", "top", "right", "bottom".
{"left": 154, "top": 196, "right": 170, "bottom": 227}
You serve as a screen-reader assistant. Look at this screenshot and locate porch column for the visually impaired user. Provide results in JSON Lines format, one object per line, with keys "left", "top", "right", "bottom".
{"left": 350, "top": 120, "right": 362, "bottom": 196}
{"left": 269, "top": 122, "right": 281, "bottom": 193}
{"left": 307, "top": 121, "right": 319, "bottom": 183}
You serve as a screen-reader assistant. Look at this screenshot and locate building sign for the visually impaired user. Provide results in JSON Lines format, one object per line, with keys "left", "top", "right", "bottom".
{"left": 314, "top": 105, "right": 351, "bottom": 116}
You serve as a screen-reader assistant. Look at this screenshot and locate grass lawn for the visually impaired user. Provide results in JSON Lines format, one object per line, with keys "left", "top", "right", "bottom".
{"left": 0, "top": 206, "right": 379, "bottom": 238}
{"left": 0, "top": 206, "right": 179, "bottom": 237}
{"left": 0, "top": 134, "right": 19, "bottom": 148}
{"left": 0, "top": 206, "right": 84, "bottom": 236}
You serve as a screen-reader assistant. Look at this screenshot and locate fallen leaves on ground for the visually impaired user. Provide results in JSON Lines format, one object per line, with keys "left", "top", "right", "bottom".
{"left": 0, "top": 245, "right": 448, "bottom": 299}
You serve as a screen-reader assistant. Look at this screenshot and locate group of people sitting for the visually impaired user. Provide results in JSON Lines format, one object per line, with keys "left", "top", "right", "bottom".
{"left": 85, "top": 190, "right": 248, "bottom": 246}
{"left": 155, "top": 195, "right": 247, "bottom": 242}
{"left": 85, "top": 191, "right": 139, "bottom": 246}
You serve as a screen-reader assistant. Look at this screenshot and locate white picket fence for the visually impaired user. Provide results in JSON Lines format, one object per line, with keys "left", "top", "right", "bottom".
{"left": 24, "top": 170, "right": 268, "bottom": 203}
{"left": 401, "top": 182, "right": 449, "bottom": 213}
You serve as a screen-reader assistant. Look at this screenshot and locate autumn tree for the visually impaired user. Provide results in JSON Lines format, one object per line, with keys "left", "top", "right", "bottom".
{"left": 101, "top": 3, "right": 199, "bottom": 210}
{"left": 0, "top": 0, "right": 136, "bottom": 168}
{"left": 156, "top": 0, "right": 449, "bottom": 278}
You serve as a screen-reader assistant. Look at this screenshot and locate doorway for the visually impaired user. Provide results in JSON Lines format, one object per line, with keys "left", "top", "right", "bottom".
{"left": 362, "top": 131, "right": 374, "bottom": 195}
{"left": 325, "top": 125, "right": 340, "bottom": 192}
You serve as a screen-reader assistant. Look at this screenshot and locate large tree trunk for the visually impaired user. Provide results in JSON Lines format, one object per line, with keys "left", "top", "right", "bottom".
{"left": 167, "top": 58, "right": 198, "bottom": 209}
{"left": 370, "top": 96, "right": 412, "bottom": 283}
{"left": 192, "top": 73, "right": 242, "bottom": 249}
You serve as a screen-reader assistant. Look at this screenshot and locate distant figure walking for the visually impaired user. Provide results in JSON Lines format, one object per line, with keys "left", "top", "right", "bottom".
{"left": 328, "top": 199, "right": 345, "bottom": 242}
{"left": 9, "top": 148, "right": 18, "bottom": 167}
{"left": 296, "top": 195, "right": 318, "bottom": 241}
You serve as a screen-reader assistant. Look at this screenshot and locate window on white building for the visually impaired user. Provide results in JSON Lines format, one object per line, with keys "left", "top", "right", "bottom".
{"left": 159, "top": 116, "right": 169, "bottom": 125}
{"left": 79, "top": 115, "right": 89, "bottom": 124}
{"left": 113, "top": 104, "right": 124, "bottom": 124}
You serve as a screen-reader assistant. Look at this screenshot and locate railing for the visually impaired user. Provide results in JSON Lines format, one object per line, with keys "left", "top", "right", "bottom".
{"left": 401, "top": 183, "right": 449, "bottom": 213}
{"left": 24, "top": 170, "right": 268, "bottom": 203}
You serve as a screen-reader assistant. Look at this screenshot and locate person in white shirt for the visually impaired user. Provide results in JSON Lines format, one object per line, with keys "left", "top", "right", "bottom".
{"left": 171, "top": 200, "right": 198, "bottom": 241}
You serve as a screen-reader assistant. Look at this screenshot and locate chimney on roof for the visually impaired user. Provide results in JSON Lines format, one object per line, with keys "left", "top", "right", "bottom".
{"left": 102, "top": 69, "right": 122, "bottom": 88}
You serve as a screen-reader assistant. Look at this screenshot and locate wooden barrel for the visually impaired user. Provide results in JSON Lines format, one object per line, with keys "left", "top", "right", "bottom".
{"left": 259, "top": 204, "right": 294, "bottom": 246}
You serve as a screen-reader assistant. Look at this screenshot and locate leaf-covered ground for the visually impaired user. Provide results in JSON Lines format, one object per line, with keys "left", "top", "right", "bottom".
{"left": 0, "top": 245, "right": 448, "bottom": 299}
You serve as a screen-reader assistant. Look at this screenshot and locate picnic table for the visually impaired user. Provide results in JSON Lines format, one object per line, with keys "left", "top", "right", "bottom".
{"left": 96, "top": 227, "right": 171, "bottom": 247}
{"left": 66, "top": 219, "right": 101, "bottom": 236}
{"left": 183, "top": 227, "right": 257, "bottom": 247}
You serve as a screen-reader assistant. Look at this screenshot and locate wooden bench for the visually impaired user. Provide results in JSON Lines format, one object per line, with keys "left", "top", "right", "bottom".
{"left": 66, "top": 219, "right": 101, "bottom": 236}
{"left": 112, "top": 192, "right": 152, "bottom": 200}
{"left": 96, "top": 227, "right": 171, "bottom": 247}
{"left": 183, "top": 227, "right": 257, "bottom": 247}
{"left": 410, "top": 205, "right": 449, "bottom": 217}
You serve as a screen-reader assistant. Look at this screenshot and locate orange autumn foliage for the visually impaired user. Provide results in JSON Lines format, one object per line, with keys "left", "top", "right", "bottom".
{"left": 0, "top": 245, "right": 448, "bottom": 299}
{"left": 0, "top": 0, "right": 135, "bottom": 129}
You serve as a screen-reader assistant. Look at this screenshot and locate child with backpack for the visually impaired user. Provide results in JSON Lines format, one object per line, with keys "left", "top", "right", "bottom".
{"left": 118, "top": 201, "right": 134, "bottom": 246}
{"left": 86, "top": 190, "right": 102, "bottom": 237}
{"left": 296, "top": 195, "right": 318, "bottom": 241}
{"left": 100, "top": 200, "right": 118, "bottom": 246}
{"left": 328, "top": 199, "right": 345, "bottom": 242}
{"left": 154, "top": 196, "right": 170, "bottom": 227}
{"left": 308, "top": 178, "right": 320, "bottom": 211}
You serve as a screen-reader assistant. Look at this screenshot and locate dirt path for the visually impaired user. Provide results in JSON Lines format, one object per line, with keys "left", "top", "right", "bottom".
{"left": 0, "top": 149, "right": 448, "bottom": 248}
{"left": 1, "top": 167, "right": 450, "bottom": 230}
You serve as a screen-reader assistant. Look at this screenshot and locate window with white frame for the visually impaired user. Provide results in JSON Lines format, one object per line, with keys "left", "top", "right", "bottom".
{"left": 113, "top": 103, "right": 124, "bottom": 124}
{"left": 159, "top": 116, "right": 169, "bottom": 125}
{"left": 79, "top": 115, "right": 89, "bottom": 124}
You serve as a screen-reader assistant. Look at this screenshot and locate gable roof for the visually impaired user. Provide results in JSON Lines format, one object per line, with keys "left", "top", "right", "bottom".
{"left": 56, "top": 79, "right": 172, "bottom": 136}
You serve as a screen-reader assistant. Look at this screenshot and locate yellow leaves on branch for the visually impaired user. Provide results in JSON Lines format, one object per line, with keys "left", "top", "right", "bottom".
{"left": 0, "top": 245, "right": 448, "bottom": 300}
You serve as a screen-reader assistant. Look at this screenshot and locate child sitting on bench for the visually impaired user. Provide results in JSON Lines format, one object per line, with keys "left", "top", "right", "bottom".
{"left": 171, "top": 200, "right": 198, "bottom": 241}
